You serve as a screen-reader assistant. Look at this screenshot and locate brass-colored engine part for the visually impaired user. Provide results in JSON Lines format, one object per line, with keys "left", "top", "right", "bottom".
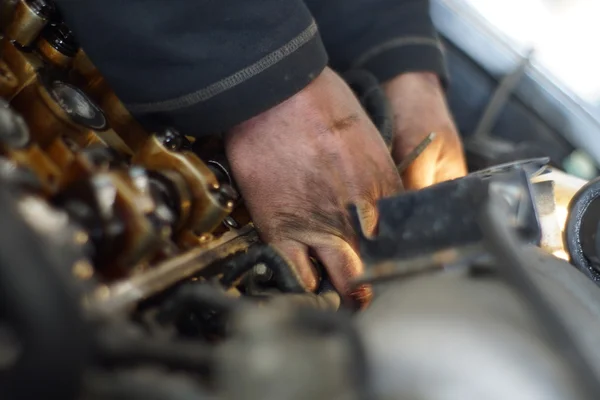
{"left": 100, "top": 89, "right": 150, "bottom": 154}
{"left": 132, "top": 135, "right": 233, "bottom": 236}
{"left": 37, "top": 36, "right": 72, "bottom": 69}
{"left": 59, "top": 170, "right": 161, "bottom": 279}
{"left": 10, "top": 72, "right": 108, "bottom": 148}
{"left": 5, "top": 0, "right": 51, "bottom": 47}
{"left": 44, "top": 136, "right": 102, "bottom": 188}
{"left": 106, "top": 170, "right": 159, "bottom": 271}
{"left": 0, "top": 60, "right": 18, "bottom": 98}
{"left": 157, "top": 168, "right": 192, "bottom": 226}
{"left": 70, "top": 50, "right": 149, "bottom": 154}
{"left": 93, "top": 128, "right": 134, "bottom": 157}
{"left": 44, "top": 135, "right": 75, "bottom": 170}
{"left": 70, "top": 49, "right": 109, "bottom": 102}
{"left": 0, "top": 38, "right": 42, "bottom": 99}
{"left": 5, "top": 143, "right": 61, "bottom": 194}
{"left": 85, "top": 225, "right": 259, "bottom": 317}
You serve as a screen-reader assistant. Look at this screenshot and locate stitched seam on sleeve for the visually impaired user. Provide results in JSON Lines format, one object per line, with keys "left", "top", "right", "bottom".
{"left": 126, "top": 21, "right": 319, "bottom": 114}
{"left": 351, "top": 36, "right": 442, "bottom": 69}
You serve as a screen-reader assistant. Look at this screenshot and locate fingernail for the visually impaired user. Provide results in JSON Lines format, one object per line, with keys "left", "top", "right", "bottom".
{"left": 349, "top": 284, "right": 373, "bottom": 309}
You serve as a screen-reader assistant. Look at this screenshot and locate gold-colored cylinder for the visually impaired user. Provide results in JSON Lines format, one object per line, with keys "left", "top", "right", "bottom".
{"left": 71, "top": 49, "right": 109, "bottom": 102}
{"left": 101, "top": 89, "right": 150, "bottom": 153}
{"left": 36, "top": 22, "right": 79, "bottom": 69}
{"left": 0, "top": 38, "right": 41, "bottom": 99}
{"left": 5, "top": 0, "right": 53, "bottom": 47}
{"left": 37, "top": 36, "right": 72, "bottom": 69}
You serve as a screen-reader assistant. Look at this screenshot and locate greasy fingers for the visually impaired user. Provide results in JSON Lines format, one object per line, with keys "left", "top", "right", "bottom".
{"left": 384, "top": 72, "right": 468, "bottom": 190}
{"left": 314, "top": 238, "right": 373, "bottom": 305}
{"left": 225, "top": 67, "right": 401, "bottom": 303}
{"left": 271, "top": 240, "right": 319, "bottom": 292}
{"left": 397, "top": 129, "right": 466, "bottom": 190}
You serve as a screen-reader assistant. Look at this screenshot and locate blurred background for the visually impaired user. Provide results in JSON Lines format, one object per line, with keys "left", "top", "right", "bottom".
{"left": 433, "top": 0, "right": 600, "bottom": 179}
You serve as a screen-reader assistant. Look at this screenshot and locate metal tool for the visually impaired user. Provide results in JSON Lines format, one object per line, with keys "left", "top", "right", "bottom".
{"left": 396, "top": 132, "right": 436, "bottom": 173}
{"left": 85, "top": 225, "right": 259, "bottom": 317}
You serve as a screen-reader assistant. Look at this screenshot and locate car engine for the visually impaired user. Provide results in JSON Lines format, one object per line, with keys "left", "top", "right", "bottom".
{"left": 3, "top": 1, "right": 600, "bottom": 399}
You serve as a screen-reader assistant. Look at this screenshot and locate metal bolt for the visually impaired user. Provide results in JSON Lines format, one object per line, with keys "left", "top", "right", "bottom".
{"left": 224, "top": 216, "right": 240, "bottom": 229}
{"left": 253, "top": 263, "right": 273, "bottom": 283}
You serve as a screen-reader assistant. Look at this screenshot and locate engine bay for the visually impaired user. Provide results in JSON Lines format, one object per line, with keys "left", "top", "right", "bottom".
{"left": 3, "top": 1, "right": 600, "bottom": 399}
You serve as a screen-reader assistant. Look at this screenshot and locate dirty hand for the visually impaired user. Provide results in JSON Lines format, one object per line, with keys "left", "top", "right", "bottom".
{"left": 384, "top": 72, "right": 467, "bottom": 190}
{"left": 225, "top": 67, "right": 402, "bottom": 304}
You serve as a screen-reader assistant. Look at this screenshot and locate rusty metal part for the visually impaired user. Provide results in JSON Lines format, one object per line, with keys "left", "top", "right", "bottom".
{"left": 132, "top": 134, "right": 234, "bottom": 236}
{"left": 10, "top": 71, "right": 108, "bottom": 148}
{"left": 85, "top": 225, "right": 259, "bottom": 317}
{"left": 100, "top": 89, "right": 149, "bottom": 154}
{"left": 4, "top": 0, "right": 53, "bottom": 47}
{"left": 0, "top": 60, "right": 18, "bottom": 98}
{"left": 396, "top": 132, "right": 437, "bottom": 173}
{"left": 0, "top": 38, "right": 42, "bottom": 99}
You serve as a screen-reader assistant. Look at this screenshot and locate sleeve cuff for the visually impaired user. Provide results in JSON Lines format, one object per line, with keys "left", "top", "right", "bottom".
{"left": 130, "top": 30, "right": 328, "bottom": 136}
{"left": 351, "top": 37, "right": 448, "bottom": 87}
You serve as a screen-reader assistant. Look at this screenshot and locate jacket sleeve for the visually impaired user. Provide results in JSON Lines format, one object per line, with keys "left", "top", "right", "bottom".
{"left": 54, "top": 0, "right": 328, "bottom": 137}
{"left": 304, "top": 0, "right": 447, "bottom": 84}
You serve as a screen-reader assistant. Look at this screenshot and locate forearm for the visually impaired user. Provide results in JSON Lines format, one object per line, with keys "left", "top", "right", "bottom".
{"left": 305, "top": 0, "right": 447, "bottom": 84}
{"left": 54, "top": 0, "right": 328, "bottom": 137}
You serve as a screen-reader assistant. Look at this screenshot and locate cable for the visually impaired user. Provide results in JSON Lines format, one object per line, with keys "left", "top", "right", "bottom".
{"left": 220, "top": 245, "right": 307, "bottom": 293}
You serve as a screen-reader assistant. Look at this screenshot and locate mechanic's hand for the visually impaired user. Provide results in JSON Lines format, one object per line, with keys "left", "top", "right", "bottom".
{"left": 384, "top": 72, "right": 467, "bottom": 190}
{"left": 225, "top": 67, "right": 402, "bottom": 305}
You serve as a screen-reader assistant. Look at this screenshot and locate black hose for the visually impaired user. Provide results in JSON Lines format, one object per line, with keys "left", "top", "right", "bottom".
{"left": 220, "top": 245, "right": 307, "bottom": 292}
{"left": 344, "top": 69, "right": 394, "bottom": 149}
{"left": 0, "top": 188, "right": 89, "bottom": 400}
{"left": 479, "top": 195, "right": 600, "bottom": 399}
